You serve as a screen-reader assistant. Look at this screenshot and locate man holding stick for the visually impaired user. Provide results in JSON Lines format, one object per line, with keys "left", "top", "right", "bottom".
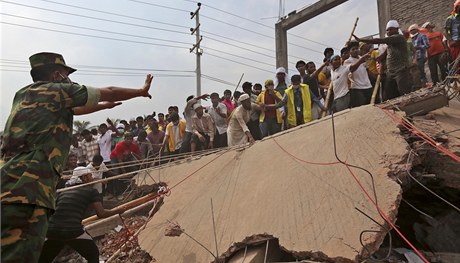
{"left": 354, "top": 20, "right": 411, "bottom": 100}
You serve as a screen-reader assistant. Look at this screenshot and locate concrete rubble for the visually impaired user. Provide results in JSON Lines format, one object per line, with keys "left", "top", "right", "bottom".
{"left": 137, "top": 105, "right": 410, "bottom": 262}
{"left": 78, "top": 92, "right": 459, "bottom": 262}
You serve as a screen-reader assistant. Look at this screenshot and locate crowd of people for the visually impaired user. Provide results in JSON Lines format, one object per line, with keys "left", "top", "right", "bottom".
{"left": 2, "top": 1, "right": 460, "bottom": 261}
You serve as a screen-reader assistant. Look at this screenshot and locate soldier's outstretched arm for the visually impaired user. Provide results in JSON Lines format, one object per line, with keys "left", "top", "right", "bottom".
{"left": 73, "top": 101, "right": 122, "bottom": 115}
{"left": 73, "top": 74, "right": 153, "bottom": 115}
{"left": 99, "top": 74, "right": 153, "bottom": 101}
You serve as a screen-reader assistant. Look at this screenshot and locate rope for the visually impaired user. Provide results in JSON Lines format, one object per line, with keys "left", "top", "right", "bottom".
{"left": 271, "top": 111, "right": 428, "bottom": 262}
{"left": 382, "top": 109, "right": 460, "bottom": 163}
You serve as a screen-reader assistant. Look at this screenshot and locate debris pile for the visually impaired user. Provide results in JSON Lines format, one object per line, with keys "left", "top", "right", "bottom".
{"left": 73, "top": 98, "right": 459, "bottom": 262}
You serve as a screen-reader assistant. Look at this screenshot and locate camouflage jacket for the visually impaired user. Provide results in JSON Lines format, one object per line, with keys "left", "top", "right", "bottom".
{"left": 1, "top": 81, "right": 99, "bottom": 209}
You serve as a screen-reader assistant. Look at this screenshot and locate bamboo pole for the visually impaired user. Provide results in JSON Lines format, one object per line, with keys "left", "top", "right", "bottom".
{"left": 346, "top": 17, "right": 359, "bottom": 46}
{"left": 370, "top": 74, "right": 382, "bottom": 105}
{"left": 321, "top": 17, "right": 359, "bottom": 118}
{"left": 82, "top": 191, "right": 161, "bottom": 225}
{"left": 233, "top": 73, "right": 244, "bottom": 94}
{"left": 322, "top": 81, "right": 333, "bottom": 118}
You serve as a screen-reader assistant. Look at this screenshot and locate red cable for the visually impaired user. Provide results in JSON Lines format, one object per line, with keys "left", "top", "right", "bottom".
{"left": 273, "top": 128, "right": 429, "bottom": 262}
{"left": 382, "top": 109, "right": 460, "bottom": 163}
{"left": 343, "top": 164, "right": 429, "bottom": 262}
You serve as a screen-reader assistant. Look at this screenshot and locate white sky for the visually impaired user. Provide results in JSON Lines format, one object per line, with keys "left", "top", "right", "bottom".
{"left": 0, "top": 0, "right": 379, "bottom": 130}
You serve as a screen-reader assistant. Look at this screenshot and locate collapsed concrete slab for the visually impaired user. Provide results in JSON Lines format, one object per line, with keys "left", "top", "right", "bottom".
{"left": 138, "top": 105, "right": 409, "bottom": 262}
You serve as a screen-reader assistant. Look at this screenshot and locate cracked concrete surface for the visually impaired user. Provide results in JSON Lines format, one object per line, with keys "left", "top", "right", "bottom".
{"left": 137, "top": 106, "right": 407, "bottom": 262}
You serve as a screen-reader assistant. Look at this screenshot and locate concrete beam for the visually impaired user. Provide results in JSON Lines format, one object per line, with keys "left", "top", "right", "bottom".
{"left": 376, "top": 0, "right": 391, "bottom": 38}
{"left": 278, "top": 0, "right": 348, "bottom": 30}
{"left": 275, "top": 0, "right": 348, "bottom": 71}
{"left": 275, "top": 23, "right": 288, "bottom": 69}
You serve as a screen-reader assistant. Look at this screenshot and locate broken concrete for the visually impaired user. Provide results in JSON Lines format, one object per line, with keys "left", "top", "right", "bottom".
{"left": 379, "top": 86, "right": 449, "bottom": 116}
{"left": 136, "top": 105, "right": 409, "bottom": 262}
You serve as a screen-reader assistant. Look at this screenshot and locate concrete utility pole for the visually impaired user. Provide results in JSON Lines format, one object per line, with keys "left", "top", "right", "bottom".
{"left": 190, "top": 3, "right": 203, "bottom": 96}
{"left": 275, "top": 0, "right": 348, "bottom": 71}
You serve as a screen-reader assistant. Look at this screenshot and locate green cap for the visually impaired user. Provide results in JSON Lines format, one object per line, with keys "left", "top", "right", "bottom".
{"left": 29, "top": 52, "right": 76, "bottom": 74}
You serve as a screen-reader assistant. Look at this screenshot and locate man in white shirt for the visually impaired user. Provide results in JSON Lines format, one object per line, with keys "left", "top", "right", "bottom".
{"left": 344, "top": 41, "right": 373, "bottom": 107}
{"left": 330, "top": 52, "right": 370, "bottom": 113}
{"left": 191, "top": 104, "right": 215, "bottom": 152}
{"left": 86, "top": 154, "right": 109, "bottom": 196}
{"left": 97, "top": 123, "right": 112, "bottom": 166}
{"left": 227, "top": 94, "right": 256, "bottom": 147}
{"left": 207, "top": 93, "right": 228, "bottom": 148}
{"left": 181, "top": 94, "right": 209, "bottom": 153}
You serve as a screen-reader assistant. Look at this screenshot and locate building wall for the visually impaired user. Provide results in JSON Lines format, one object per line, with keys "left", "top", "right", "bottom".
{"left": 377, "top": 0, "right": 453, "bottom": 37}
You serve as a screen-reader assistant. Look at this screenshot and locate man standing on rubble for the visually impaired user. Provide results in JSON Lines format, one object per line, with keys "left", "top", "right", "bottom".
{"left": 227, "top": 94, "right": 259, "bottom": 146}
{"left": 39, "top": 166, "right": 127, "bottom": 263}
{"left": 354, "top": 20, "right": 411, "bottom": 100}
{"left": 1, "top": 52, "right": 153, "bottom": 263}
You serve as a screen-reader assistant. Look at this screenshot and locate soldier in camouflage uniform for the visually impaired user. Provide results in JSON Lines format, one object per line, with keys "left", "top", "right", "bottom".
{"left": 1, "top": 52, "right": 154, "bottom": 263}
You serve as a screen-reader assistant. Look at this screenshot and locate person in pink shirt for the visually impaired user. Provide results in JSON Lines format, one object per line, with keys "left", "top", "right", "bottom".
{"left": 222, "top": 89, "right": 234, "bottom": 114}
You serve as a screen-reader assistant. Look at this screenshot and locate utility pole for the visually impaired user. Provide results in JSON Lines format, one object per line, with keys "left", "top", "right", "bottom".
{"left": 190, "top": 2, "right": 203, "bottom": 96}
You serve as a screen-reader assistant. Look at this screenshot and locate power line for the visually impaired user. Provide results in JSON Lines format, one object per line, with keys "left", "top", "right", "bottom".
{"left": 202, "top": 31, "right": 312, "bottom": 62}
{"left": 126, "top": 0, "right": 189, "bottom": 13}
{"left": 40, "top": 0, "right": 189, "bottom": 29}
{"left": 202, "top": 46, "right": 274, "bottom": 68}
{"left": 204, "top": 52, "right": 272, "bottom": 74}
{"left": 184, "top": 0, "right": 335, "bottom": 49}
{"left": 0, "top": 68, "right": 195, "bottom": 78}
{"left": 0, "top": 59, "right": 195, "bottom": 72}
{"left": 0, "top": 1, "right": 189, "bottom": 35}
{"left": 2, "top": 13, "right": 191, "bottom": 45}
{"left": 200, "top": 14, "right": 322, "bottom": 54}
{"left": 202, "top": 74, "right": 236, "bottom": 86}
{"left": 1, "top": 22, "right": 190, "bottom": 49}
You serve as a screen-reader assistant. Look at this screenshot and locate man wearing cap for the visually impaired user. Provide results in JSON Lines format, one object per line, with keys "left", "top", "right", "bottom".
{"left": 191, "top": 103, "right": 215, "bottom": 152}
{"left": 354, "top": 20, "right": 411, "bottom": 100}
{"left": 277, "top": 75, "right": 326, "bottom": 128}
{"left": 242, "top": 81, "right": 262, "bottom": 141}
{"left": 423, "top": 22, "right": 449, "bottom": 84}
{"left": 445, "top": 0, "right": 460, "bottom": 61}
{"left": 227, "top": 94, "right": 258, "bottom": 146}
{"left": 181, "top": 94, "right": 210, "bottom": 154}
{"left": 274, "top": 67, "right": 290, "bottom": 96}
{"left": 256, "top": 80, "right": 283, "bottom": 138}
{"left": 1, "top": 52, "right": 153, "bottom": 262}
{"left": 39, "top": 167, "right": 126, "bottom": 263}
{"left": 409, "top": 24, "right": 430, "bottom": 86}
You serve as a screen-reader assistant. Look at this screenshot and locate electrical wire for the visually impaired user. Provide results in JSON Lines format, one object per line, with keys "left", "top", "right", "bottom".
{"left": 330, "top": 111, "right": 428, "bottom": 263}
{"left": 40, "top": 0, "right": 189, "bottom": 29}
{"left": 204, "top": 52, "right": 273, "bottom": 73}
{"left": 184, "top": 0, "right": 336, "bottom": 49}
{"left": 3, "top": 13, "right": 312, "bottom": 70}
{"left": 405, "top": 150, "right": 460, "bottom": 213}
{"left": 0, "top": 59, "right": 195, "bottom": 73}
{"left": 0, "top": 22, "right": 190, "bottom": 49}
{"left": 0, "top": 1, "right": 190, "bottom": 35}
{"left": 126, "top": 0, "right": 189, "bottom": 13}
{"left": 201, "top": 45, "right": 274, "bottom": 68}
{"left": 1, "top": 13, "right": 192, "bottom": 45}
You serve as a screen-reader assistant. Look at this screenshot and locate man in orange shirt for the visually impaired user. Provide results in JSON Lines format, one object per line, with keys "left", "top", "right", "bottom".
{"left": 423, "top": 22, "right": 449, "bottom": 84}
